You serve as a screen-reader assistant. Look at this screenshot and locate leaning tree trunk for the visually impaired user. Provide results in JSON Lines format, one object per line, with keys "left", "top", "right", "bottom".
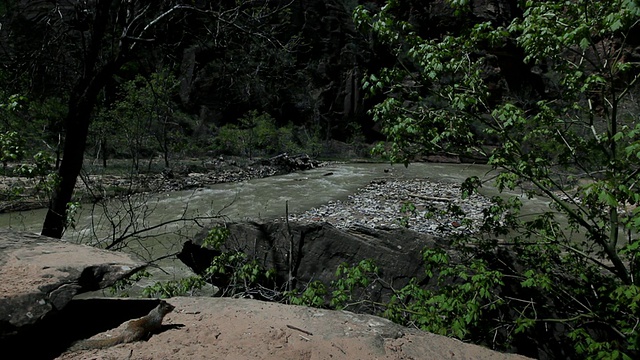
{"left": 41, "top": 96, "right": 93, "bottom": 238}
{"left": 40, "top": 61, "right": 123, "bottom": 239}
{"left": 41, "top": 0, "right": 119, "bottom": 238}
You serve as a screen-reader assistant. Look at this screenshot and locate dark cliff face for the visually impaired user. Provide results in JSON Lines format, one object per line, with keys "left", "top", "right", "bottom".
{"left": 177, "top": 0, "right": 375, "bottom": 141}
{"left": 6, "top": 0, "right": 632, "bottom": 142}
{"left": 176, "top": 0, "right": 532, "bottom": 140}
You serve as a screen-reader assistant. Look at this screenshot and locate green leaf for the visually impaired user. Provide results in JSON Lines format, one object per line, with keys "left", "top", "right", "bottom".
{"left": 598, "top": 190, "right": 618, "bottom": 207}
{"left": 579, "top": 37, "right": 590, "bottom": 50}
{"left": 610, "top": 19, "right": 624, "bottom": 32}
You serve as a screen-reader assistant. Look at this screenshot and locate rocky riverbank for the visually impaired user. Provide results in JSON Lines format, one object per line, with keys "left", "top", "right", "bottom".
{"left": 288, "top": 177, "right": 493, "bottom": 238}
{"left": 0, "top": 154, "right": 326, "bottom": 213}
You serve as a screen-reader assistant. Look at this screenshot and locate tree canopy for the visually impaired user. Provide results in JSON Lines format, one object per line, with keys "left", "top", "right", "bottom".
{"left": 355, "top": 0, "right": 640, "bottom": 357}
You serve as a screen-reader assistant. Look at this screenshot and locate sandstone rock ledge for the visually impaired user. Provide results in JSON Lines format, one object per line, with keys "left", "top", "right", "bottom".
{"left": 0, "top": 230, "right": 145, "bottom": 337}
{"left": 0, "top": 230, "right": 533, "bottom": 360}
{"left": 58, "top": 296, "right": 532, "bottom": 360}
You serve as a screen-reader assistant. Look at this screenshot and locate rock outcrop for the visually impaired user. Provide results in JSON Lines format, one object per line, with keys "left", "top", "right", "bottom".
{"left": 0, "top": 229, "right": 532, "bottom": 360}
{"left": 179, "top": 221, "right": 453, "bottom": 303}
{"left": 180, "top": 220, "right": 575, "bottom": 359}
{"left": 0, "top": 230, "right": 145, "bottom": 338}
{"left": 55, "top": 296, "right": 533, "bottom": 360}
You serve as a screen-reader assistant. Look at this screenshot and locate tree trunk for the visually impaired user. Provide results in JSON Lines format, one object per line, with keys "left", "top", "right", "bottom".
{"left": 41, "top": 65, "right": 121, "bottom": 238}
{"left": 41, "top": 97, "right": 93, "bottom": 238}
{"left": 40, "top": 0, "right": 117, "bottom": 239}
{"left": 101, "top": 136, "right": 108, "bottom": 168}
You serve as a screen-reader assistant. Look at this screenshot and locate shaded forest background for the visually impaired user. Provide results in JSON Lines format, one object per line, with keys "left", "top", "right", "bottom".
{"left": 0, "top": 0, "right": 547, "bottom": 165}
{"left": 1, "top": 0, "right": 375, "bottom": 163}
{"left": 2, "top": 2, "right": 640, "bottom": 359}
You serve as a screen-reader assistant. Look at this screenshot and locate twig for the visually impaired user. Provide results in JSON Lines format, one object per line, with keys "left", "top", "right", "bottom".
{"left": 408, "top": 193, "right": 453, "bottom": 202}
{"left": 332, "top": 343, "right": 346, "bottom": 354}
{"left": 286, "top": 200, "right": 294, "bottom": 292}
{"left": 287, "top": 324, "right": 313, "bottom": 336}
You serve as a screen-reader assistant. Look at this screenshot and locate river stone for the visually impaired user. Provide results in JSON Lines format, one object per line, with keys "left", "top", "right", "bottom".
{"left": 287, "top": 178, "right": 494, "bottom": 238}
{"left": 0, "top": 230, "right": 145, "bottom": 338}
{"left": 180, "top": 220, "right": 456, "bottom": 302}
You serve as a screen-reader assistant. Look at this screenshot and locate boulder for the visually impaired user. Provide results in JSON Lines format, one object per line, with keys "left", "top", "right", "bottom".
{"left": 0, "top": 230, "right": 145, "bottom": 338}
{"left": 179, "top": 221, "right": 454, "bottom": 302}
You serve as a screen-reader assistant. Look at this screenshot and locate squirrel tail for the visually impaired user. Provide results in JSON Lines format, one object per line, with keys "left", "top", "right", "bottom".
{"left": 68, "top": 336, "right": 123, "bottom": 351}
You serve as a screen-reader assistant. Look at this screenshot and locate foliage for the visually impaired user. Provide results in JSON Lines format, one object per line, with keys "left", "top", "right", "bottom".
{"left": 0, "top": 131, "right": 24, "bottom": 170}
{"left": 143, "top": 275, "right": 207, "bottom": 298}
{"left": 94, "top": 70, "right": 191, "bottom": 170}
{"left": 202, "top": 225, "right": 231, "bottom": 250}
{"left": 285, "top": 254, "right": 503, "bottom": 344}
{"left": 353, "top": 0, "right": 640, "bottom": 357}
{"left": 0, "top": 95, "right": 58, "bottom": 201}
{"left": 204, "top": 251, "right": 276, "bottom": 295}
{"left": 109, "top": 270, "right": 152, "bottom": 297}
{"left": 142, "top": 226, "right": 278, "bottom": 299}
{"left": 134, "top": 227, "right": 238, "bottom": 299}
{"left": 345, "top": 122, "right": 369, "bottom": 157}
{"left": 330, "top": 259, "right": 380, "bottom": 309}
{"left": 0, "top": 94, "right": 66, "bottom": 171}
{"left": 63, "top": 201, "right": 81, "bottom": 232}
{"left": 108, "top": 226, "right": 277, "bottom": 299}
{"left": 397, "top": 201, "right": 416, "bottom": 227}
{"left": 284, "top": 280, "right": 328, "bottom": 307}
{"left": 201, "top": 225, "right": 276, "bottom": 297}
{"left": 215, "top": 110, "right": 300, "bottom": 158}
{"left": 0, "top": 93, "right": 26, "bottom": 170}
{"left": 0, "top": 94, "right": 26, "bottom": 112}
{"left": 298, "top": 124, "right": 325, "bottom": 158}
{"left": 384, "top": 249, "right": 504, "bottom": 341}
{"left": 283, "top": 259, "right": 381, "bottom": 311}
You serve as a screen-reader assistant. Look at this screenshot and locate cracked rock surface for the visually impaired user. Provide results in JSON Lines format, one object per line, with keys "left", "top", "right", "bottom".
{"left": 57, "top": 296, "right": 532, "bottom": 360}
{"left": 0, "top": 230, "right": 145, "bottom": 337}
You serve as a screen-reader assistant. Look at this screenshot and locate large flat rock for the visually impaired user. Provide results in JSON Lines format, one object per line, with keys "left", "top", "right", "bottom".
{"left": 0, "top": 230, "right": 145, "bottom": 337}
{"left": 57, "top": 296, "right": 533, "bottom": 360}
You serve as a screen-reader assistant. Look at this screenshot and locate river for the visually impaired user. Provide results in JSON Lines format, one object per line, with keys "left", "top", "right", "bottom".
{"left": 0, "top": 162, "right": 560, "bottom": 286}
{"left": 0, "top": 162, "right": 502, "bottom": 234}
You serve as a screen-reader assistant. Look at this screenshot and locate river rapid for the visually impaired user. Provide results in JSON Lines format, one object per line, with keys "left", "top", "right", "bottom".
{"left": 0, "top": 162, "right": 557, "bottom": 285}
{"left": 0, "top": 162, "right": 501, "bottom": 233}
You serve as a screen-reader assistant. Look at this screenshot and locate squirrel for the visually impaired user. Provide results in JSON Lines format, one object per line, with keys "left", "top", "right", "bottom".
{"left": 69, "top": 300, "right": 175, "bottom": 351}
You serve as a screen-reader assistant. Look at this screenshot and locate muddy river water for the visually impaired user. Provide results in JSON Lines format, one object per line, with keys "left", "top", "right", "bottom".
{"left": 0, "top": 162, "right": 562, "bottom": 285}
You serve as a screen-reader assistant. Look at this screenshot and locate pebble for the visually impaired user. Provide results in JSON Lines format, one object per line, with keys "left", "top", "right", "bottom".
{"left": 288, "top": 178, "right": 493, "bottom": 238}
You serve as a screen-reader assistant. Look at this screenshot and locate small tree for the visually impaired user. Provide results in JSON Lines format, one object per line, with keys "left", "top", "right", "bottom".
{"left": 356, "top": 0, "right": 640, "bottom": 357}
{"left": 216, "top": 110, "right": 299, "bottom": 158}
{"left": 0, "top": 131, "right": 24, "bottom": 170}
{"left": 0, "top": 95, "right": 57, "bottom": 205}
{"left": 98, "top": 71, "right": 186, "bottom": 171}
